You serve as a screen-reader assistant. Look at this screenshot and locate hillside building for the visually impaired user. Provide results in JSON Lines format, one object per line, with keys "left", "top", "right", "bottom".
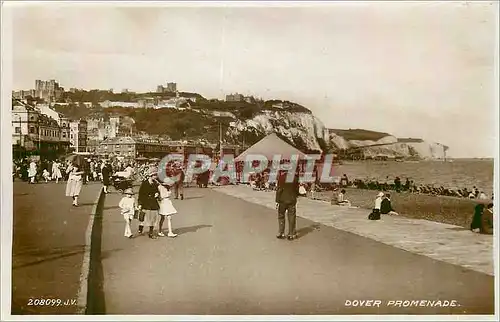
{"left": 69, "top": 119, "right": 88, "bottom": 153}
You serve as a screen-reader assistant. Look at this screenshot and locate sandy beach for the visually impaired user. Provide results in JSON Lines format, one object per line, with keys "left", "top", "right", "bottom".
{"left": 313, "top": 188, "right": 489, "bottom": 228}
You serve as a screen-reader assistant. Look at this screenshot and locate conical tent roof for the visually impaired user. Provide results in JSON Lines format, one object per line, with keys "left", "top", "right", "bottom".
{"left": 235, "top": 133, "right": 306, "bottom": 162}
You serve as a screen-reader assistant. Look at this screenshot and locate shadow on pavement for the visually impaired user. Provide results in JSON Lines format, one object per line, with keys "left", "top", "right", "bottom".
{"left": 87, "top": 191, "right": 106, "bottom": 314}
{"left": 296, "top": 224, "right": 321, "bottom": 239}
{"left": 175, "top": 224, "right": 212, "bottom": 235}
{"left": 181, "top": 196, "right": 204, "bottom": 200}
{"left": 13, "top": 249, "right": 85, "bottom": 269}
{"left": 78, "top": 203, "right": 97, "bottom": 207}
{"left": 447, "top": 227, "right": 471, "bottom": 231}
{"left": 100, "top": 248, "right": 125, "bottom": 260}
{"left": 103, "top": 206, "right": 120, "bottom": 210}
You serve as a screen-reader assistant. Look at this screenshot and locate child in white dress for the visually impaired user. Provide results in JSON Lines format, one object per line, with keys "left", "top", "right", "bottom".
{"left": 119, "top": 188, "right": 136, "bottom": 238}
{"left": 42, "top": 169, "right": 51, "bottom": 183}
{"left": 158, "top": 180, "right": 178, "bottom": 237}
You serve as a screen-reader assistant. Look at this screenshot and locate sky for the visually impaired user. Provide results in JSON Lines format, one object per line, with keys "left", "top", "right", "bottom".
{"left": 6, "top": 1, "right": 498, "bottom": 158}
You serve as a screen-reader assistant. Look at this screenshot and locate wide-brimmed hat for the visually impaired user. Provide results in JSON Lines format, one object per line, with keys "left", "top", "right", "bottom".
{"left": 124, "top": 188, "right": 134, "bottom": 195}
{"left": 377, "top": 192, "right": 385, "bottom": 198}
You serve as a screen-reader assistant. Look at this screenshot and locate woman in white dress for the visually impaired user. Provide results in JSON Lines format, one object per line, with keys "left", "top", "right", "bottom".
{"left": 27, "top": 161, "right": 37, "bottom": 184}
{"left": 65, "top": 163, "right": 84, "bottom": 206}
{"left": 157, "top": 179, "right": 178, "bottom": 237}
{"left": 52, "top": 160, "right": 62, "bottom": 183}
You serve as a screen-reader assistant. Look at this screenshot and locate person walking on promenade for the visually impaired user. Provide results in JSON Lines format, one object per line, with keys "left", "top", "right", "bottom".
{"left": 174, "top": 167, "right": 185, "bottom": 200}
{"left": 65, "top": 163, "right": 84, "bottom": 206}
{"left": 470, "top": 203, "right": 485, "bottom": 232}
{"left": 480, "top": 203, "right": 493, "bottom": 235}
{"left": 102, "top": 160, "right": 112, "bottom": 194}
{"left": 275, "top": 171, "right": 300, "bottom": 240}
{"left": 137, "top": 168, "right": 161, "bottom": 239}
{"left": 158, "top": 179, "right": 178, "bottom": 237}
{"left": 65, "top": 160, "right": 73, "bottom": 181}
{"left": 27, "top": 160, "right": 37, "bottom": 184}
{"left": 51, "top": 160, "right": 62, "bottom": 183}
{"left": 119, "top": 188, "right": 136, "bottom": 239}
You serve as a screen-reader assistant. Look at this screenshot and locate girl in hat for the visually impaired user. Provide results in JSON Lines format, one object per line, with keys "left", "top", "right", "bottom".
{"left": 27, "top": 160, "right": 37, "bottom": 184}
{"left": 65, "top": 163, "right": 84, "bottom": 206}
{"left": 157, "top": 178, "right": 178, "bottom": 237}
{"left": 119, "top": 188, "right": 136, "bottom": 238}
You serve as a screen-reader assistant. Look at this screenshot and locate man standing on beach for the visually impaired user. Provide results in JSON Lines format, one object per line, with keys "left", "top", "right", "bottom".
{"left": 275, "top": 171, "right": 300, "bottom": 240}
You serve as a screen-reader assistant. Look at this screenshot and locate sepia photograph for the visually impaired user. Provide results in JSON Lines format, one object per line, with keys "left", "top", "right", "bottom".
{"left": 1, "top": 0, "right": 498, "bottom": 319}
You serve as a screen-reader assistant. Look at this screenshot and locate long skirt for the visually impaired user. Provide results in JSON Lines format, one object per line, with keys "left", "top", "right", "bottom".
{"left": 52, "top": 169, "right": 62, "bottom": 179}
{"left": 65, "top": 179, "right": 83, "bottom": 197}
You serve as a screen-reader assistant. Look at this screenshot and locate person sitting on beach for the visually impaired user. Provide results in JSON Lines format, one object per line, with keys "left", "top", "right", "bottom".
{"left": 394, "top": 177, "right": 401, "bottom": 192}
{"left": 404, "top": 178, "right": 410, "bottom": 191}
{"left": 340, "top": 174, "right": 349, "bottom": 187}
{"left": 468, "top": 191, "right": 476, "bottom": 199}
{"left": 380, "top": 193, "right": 399, "bottom": 216}
{"left": 480, "top": 203, "right": 494, "bottom": 235}
{"left": 479, "top": 191, "right": 488, "bottom": 200}
{"left": 298, "top": 183, "right": 307, "bottom": 197}
{"left": 336, "top": 189, "right": 351, "bottom": 207}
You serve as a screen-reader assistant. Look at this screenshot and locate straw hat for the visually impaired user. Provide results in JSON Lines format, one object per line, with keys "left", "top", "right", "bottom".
{"left": 124, "top": 188, "right": 134, "bottom": 195}
{"left": 377, "top": 192, "right": 385, "bottom": 198}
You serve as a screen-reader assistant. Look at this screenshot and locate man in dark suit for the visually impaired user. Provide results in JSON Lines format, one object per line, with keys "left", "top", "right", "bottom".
{"left": 275, "top": 171, "right": 300, "bottom": 240}
{"left": 174, "top": 167, "right": 185, "bottom": 200}
{"left": 138, "top": 168, "right": 161, "bottom": 239}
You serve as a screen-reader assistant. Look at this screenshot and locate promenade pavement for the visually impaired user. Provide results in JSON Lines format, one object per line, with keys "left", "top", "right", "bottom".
{"left": 11, "top": 181, "right": 102, "bottom": 314}
{"left": 214, "top": 185, "right": 495, "bottom": 276}
{"left": 99, "top": 186, "right": 494, "bottom": 315}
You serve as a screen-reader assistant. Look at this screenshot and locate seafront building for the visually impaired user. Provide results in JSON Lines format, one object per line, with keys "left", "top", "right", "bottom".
{"left": 69, "top": 120, "right": 88, "bottom": 153}
{"left": 11, "top": 101, "right": 71, "bottom": 159}
{"left": 95, "top": 136, "right": 242, "bottom": 160}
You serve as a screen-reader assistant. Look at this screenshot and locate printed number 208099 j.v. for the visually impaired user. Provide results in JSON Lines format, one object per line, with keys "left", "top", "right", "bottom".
{"left": 27, "top": 298, "right": 78, "bottom": 306}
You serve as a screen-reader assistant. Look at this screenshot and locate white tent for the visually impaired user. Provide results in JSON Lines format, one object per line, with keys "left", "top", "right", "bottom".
{"left": 235, "top": 133, "right": 306, "bottom": 162}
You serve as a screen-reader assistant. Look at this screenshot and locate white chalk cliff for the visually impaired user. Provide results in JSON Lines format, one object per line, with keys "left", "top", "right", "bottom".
{"left": 225, "top": 110, "right": 448, "bottom": 159}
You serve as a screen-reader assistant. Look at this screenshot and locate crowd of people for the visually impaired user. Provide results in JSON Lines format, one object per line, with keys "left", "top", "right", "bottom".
{"left": 309, "top": 174, "right": 492, "bottom": 201}
{"left": 16, "top": 156, "right": 494, "bottom": 238}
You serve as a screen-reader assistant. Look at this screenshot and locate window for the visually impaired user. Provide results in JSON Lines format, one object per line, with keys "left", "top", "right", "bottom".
{"left": 62, "top": 133, "right": 66, "bottom": 138}
{"left": 15, "top": 127, "right": 20, "bottom": 133}
{"left": 29, "top": 127, "right": 35, "bottom": 133}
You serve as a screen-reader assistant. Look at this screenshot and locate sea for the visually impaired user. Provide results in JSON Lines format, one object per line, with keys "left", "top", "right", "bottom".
{"left": 331, "top": 159, "right": 494, "bottom": 196}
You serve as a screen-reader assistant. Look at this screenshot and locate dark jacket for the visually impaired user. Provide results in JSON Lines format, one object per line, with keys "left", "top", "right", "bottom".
{"left": 275, "top": 174, "right": 300, "bottom": 204}
{"left": 102, "top": 164, "right": 112, "bottom": 185}
{"left": 177, "top": 170, "right": 185, "bottom": 184}
{"left": 471, "top": 204, "right": 485, "bottom": 230}
{"left": 138, "top": 179, "right": 160, "bottom": 210}
{"left": 380, "top": 199, "right": 394, "bottom": 214}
